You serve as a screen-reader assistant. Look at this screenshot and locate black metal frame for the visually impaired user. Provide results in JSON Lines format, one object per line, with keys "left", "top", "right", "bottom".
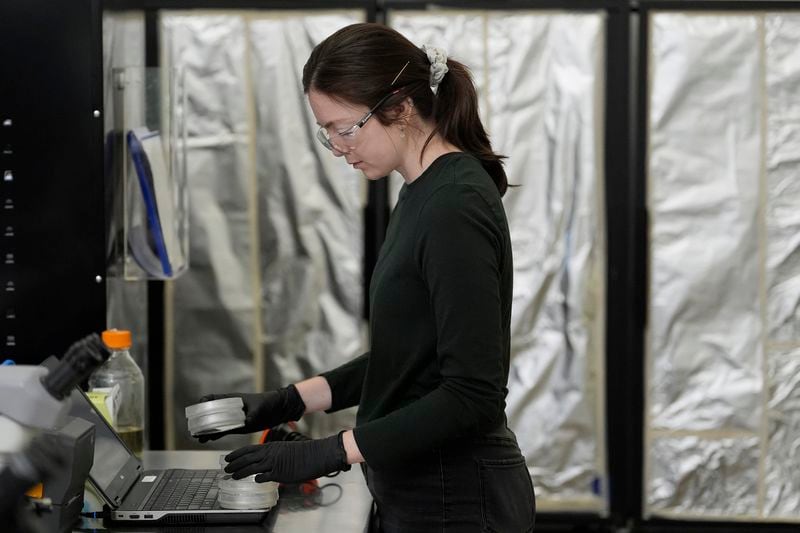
{"left": 637, "top": 0, "right": 800, "bottom": 9}
{"left": 382, "top": 0, "right": 622, "bottom": 9}
{"left": 104, "top": 0, "right": 377, "bottom": 18}
{"left": 143, "top": 7, "right": 166, "bottom": 450}
{"left": 607, "top": 3, "right": 645, "bottom": 532}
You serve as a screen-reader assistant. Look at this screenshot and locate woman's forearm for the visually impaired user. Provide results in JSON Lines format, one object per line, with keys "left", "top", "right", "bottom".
{"left": 294, "top": 376, "right": 364, "bottom": 463}
{"left": 294, "top": 376, "right": 333, "bottom": 414}
{"left": 342, "top": 429, "right": 365, "bottom": 464}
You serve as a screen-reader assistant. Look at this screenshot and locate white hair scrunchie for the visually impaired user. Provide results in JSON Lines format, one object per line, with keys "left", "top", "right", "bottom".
{"left": 422, "top": 44, "right": 449, "bottom": 95}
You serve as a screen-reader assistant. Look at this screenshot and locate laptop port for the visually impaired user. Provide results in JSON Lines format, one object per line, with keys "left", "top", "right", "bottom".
{"left": 144, "top": 514, "right": 153, "bottom": 519}
{"left": 129, "top": 515, "right": 140, "bottom": 519}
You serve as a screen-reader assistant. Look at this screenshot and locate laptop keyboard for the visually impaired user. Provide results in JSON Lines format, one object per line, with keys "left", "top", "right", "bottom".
{"left": 143, "top": 469, "right": 222, "bottom": 511}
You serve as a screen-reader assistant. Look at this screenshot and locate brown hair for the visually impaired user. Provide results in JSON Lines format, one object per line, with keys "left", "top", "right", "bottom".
{"left": 302, "top": 23, "right": 507, "bottom": 196}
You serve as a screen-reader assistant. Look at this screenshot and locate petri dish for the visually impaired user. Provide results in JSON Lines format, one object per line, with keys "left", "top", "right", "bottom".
{"left": 185, "top": 397, "right": 246, "bottom": 436}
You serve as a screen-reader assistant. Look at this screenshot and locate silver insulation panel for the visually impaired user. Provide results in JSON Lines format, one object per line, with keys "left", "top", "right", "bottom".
{"left": 389, "top": 11, "right": 607, "bottom": 512}
{"left": 646, "top": 12, "right": 800, "bottom": 521}
{"left": 159, "top": 11, "right": 366, "bottom": 450}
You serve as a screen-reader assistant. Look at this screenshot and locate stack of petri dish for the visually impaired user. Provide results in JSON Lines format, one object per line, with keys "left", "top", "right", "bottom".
{"left": 217, "top": 455, "right": 279, "bottom": 510}
{"left": 185, "top": 397, "right": 246, "bottom": 437}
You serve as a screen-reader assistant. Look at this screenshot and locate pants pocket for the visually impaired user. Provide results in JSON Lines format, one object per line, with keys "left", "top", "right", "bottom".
{"left": 478, "top": 456, "right": 535, "bottom": 533}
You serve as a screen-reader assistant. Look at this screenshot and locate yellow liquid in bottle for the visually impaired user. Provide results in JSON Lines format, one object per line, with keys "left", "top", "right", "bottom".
{"left": 117, "top": 426, "right": 144, "bottom": 456}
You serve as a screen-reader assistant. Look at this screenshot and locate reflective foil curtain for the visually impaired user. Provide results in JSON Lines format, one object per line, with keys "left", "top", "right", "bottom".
{"left": 646, "top": 13, "right": 800, "bottom": 521}
{"left": 389, "top": 11, "right": 607, "bottom": 512}
{"left": 160, "top": 11, "right": 366, "bottom": 450}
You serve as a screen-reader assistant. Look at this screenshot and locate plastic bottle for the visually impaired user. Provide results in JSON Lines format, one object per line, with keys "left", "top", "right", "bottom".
{"left": 88, "top": 329, "right": 145, "bottom": 455}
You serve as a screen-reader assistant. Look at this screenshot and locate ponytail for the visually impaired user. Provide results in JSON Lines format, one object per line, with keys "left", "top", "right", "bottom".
{"left": 423, "top": 59, "right": 507, "bottom": 196}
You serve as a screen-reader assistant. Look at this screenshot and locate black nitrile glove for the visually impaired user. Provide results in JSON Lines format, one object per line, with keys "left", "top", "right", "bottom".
{"left": 195, "top": 384, "right": 306, "bottom": 443}
{"left": 224, "top": 432, "right": 350, "bottom": 484}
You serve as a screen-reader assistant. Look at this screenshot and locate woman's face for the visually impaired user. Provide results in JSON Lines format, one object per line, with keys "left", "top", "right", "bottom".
{"left": 308, "top": 89, "right": 402, "bottom": 180}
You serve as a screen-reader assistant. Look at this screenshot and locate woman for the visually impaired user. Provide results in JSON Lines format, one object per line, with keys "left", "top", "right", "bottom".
{"left": 199, "top": 23, "right": 535, "bottom": 532}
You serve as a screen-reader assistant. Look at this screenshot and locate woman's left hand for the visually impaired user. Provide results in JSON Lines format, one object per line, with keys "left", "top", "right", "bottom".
{"left": 224, "top": 433, "right": 350, "bottom": 484}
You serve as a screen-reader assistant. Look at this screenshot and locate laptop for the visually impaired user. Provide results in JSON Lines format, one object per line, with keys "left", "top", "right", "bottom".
{"left": 67, "top": 387, "right": 272, "bottom": 525}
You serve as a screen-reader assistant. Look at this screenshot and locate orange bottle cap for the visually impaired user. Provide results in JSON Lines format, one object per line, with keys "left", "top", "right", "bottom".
{"left": 102, "top": 329, "right": 132, "bottom": 349}
{"left": 25, "top": 483, "right": 43, "bottom": 499}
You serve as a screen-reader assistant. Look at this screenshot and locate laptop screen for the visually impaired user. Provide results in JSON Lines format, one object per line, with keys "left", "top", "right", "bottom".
{"left": 66, "top": 387, "right": 142, "bottom": 503}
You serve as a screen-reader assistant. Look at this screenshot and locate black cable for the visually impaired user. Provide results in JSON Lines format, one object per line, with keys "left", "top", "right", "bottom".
{"left": 315, "top": 483, "right": 344, "bottom": 507}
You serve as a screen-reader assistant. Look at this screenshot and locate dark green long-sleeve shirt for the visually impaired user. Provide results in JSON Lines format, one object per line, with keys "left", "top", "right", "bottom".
{"left": 321, "top": 152, "right": 513, "bottom": 471}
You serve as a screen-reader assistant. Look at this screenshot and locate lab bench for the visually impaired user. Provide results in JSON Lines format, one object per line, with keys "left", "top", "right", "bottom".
{"left": 74, "top": 450, "right": 372, "bottom": 533}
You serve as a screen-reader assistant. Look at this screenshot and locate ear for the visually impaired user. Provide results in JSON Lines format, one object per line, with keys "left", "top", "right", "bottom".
{"left": 387, "top": 97, "right": 415, "bottom": 124}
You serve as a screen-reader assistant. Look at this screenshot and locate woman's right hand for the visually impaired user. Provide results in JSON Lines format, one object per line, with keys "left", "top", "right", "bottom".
{"left": 194, "top": 384, "right": 307, "bottom": 443}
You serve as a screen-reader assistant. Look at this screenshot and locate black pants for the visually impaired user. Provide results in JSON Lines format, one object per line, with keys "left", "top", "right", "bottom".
{"left": 363, "top": 427, "right": 535, "bottom": 533}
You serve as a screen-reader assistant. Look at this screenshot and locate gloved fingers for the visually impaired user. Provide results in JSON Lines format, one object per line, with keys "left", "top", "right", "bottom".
{"left": 197, "top": 430, "right": 229, "bottom": 443}
{"left": 224, "top": 444, "right": 264, "bottom": 463}
{"left": 197, "top": 392, "right": 243, "bottom": 403}
{"left": 197, "top": 393, "right": 220, "bottom": 403}
{"left": 230, "top": 463, "right": 272, "bottom": 480}
{"left": 226, "top": 453, "right": 267, "bottom": 477}
{"left": 254, "top": 472, "right": 277, "bottom": 483}
{"left": 225, "top": 445, "right": 275, "bottom": 479}
{"left": 196, "top": 423, "right": 256, "bottom": 442}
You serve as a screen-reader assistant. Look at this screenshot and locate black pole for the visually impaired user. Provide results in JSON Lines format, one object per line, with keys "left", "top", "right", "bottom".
{"left": 604, "top": 0, "right": 645, "bottom": 528}
{"left": 362, "top": 4, "right": 389, "bottom": 321}
{"left": 144, "top": 8, "right": 166, "bottom": 451}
